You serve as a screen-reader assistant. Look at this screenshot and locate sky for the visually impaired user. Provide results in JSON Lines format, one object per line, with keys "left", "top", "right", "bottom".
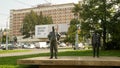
{"left": 0, "top": 0, "right": 79, "bottom": 29}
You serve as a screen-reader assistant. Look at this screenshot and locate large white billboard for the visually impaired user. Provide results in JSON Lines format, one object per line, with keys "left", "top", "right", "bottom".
{"left": 35, "top": 25, "right": 49, "bottom": 38}
{"left": 35, "top": 24, "right": 70, "bottom": 38}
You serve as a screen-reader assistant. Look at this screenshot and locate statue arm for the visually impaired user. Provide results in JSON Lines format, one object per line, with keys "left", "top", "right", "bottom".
{"left": 48, "top": 33, "right": 51, "bottom": 40}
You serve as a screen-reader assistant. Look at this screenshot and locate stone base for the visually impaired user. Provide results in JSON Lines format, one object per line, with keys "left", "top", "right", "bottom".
{"left": 39, "top": 65, "right": 114, "bottom": 68}
{"left": 17, "top": 56, "right": 120, "bottom": 68}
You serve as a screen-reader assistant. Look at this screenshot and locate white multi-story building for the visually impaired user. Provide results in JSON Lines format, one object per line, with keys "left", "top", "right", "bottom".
{"left": 10, "top": 3, "right": 75, "bottom": 37}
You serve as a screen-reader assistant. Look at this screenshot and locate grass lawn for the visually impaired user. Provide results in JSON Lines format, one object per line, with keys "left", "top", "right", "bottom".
{"left": 0, "top": 49, "right": 120, "bottom": 68}
{"left": 0, "top": 49, "right": 31, "bottom": 54}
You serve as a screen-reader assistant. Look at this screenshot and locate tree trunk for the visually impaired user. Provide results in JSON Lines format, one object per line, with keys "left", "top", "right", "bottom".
{"left": 103, "top": 0, "right": 107, "bottom": 50}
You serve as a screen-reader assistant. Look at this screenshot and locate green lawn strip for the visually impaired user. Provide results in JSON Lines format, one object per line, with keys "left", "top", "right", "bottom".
{"left": 0, "top": 52, "right": 49, "bottom": 65}
{"left": 100, "top": 50, "right": 120, "bottom": 56}
{"left": 0, "top": 65, "right": 19, "bottom": 68}
{"left": 58, "top": 50, "right": 93, "bottom": 56}
{"left": 0, "top": 65, "right": 38, "bottom": 68}
{"left": 0, "top": 50, "right": 120, "bottom": 68}
{"left": 0, "top": 49, "right": 31, "bottom": 54}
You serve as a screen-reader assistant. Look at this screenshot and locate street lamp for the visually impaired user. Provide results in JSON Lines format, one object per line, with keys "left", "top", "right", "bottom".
{"left": 74, "top": 13, "right": 79, "bottom": 50}
{"left": 6, "top": 17, "right": 9, "bottom": 50}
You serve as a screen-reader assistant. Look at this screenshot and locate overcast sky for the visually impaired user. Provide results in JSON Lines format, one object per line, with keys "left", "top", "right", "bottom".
{"left": 0, "top": 0, "right": 79, "bottom": 29}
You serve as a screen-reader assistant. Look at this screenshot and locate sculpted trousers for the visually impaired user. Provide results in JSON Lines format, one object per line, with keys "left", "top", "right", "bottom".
{"left": 50, "top": 41, "right": 58, "bottom": 58}
{"left": 93, "top": 43, "right": 100, "bottom": 57}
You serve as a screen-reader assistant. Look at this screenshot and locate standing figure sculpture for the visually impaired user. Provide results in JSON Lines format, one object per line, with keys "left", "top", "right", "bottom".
{"left": 48, "top": 26, "right": 60, "bottom": 59}
{"left": 92, "top": 31, "right": 101, "bottom": 58}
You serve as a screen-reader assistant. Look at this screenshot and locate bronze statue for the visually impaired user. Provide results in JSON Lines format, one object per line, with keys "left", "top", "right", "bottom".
{"left": 48, "top": 26, "right": 60, "bottom": 59}
{"left": 92, "top": 31, "right": 101, "bottom": 58}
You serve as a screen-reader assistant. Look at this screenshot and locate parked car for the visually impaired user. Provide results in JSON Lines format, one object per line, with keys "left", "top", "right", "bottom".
{"left": 59, "top": 42, "right": 66, "bottom": 47}
{"left": 8, "top": 44, "right": 14, "bottom": 50}
{"left": 35, "top": 42, "right": 49, "bottom": 49}
{"left": 0, "top": 44, "right": 14, "bottom": 50}
{"left": 22, "top": 43, "right": 29, "bottom": 48}
{"left": 28, "top": 43, "right": 35, "bottom": 49}
{"left": 0, "top": 44, "right": 5, "bottom": 50}
{"left": 35, "top": 42, "right": 40, "bottom": 49}
{"left": 78, "top": 43, "right": 85, "bottom": 49}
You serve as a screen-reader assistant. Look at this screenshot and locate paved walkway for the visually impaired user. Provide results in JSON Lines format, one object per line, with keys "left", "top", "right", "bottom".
{"left": 0, "top": 48, "right": 72, "bottom": 57}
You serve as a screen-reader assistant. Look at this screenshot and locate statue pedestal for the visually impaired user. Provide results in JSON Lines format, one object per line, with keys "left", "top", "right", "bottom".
{"left": 17, "top": 56, "right": 120, "bottom": 68}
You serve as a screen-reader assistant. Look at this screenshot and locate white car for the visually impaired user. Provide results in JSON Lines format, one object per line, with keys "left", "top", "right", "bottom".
{"left": 35, "top": 42, "right": 49, "bottom": 48}
{"left": 78, "top": 43, "right": 85, "bottom": 49}
{"left": 22, "top": 43, "right": 35, "bottom": 49}
{"left": 0, "top": 44, "right": 14, "bottom": 50}
{"left": 59, "top": 43, "right": 66, "bottom": 47}
{"left": 0, "top": 44, "right": 6, "bottom": 49}
{"left": 28, "top": 44, "right": 35, "bottom": 49}
{"left": 22, "top": 43, "right": 29, "bottom": 48}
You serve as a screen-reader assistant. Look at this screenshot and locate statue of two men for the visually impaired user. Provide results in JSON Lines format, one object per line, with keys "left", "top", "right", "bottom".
{"left": 48, "top": 27, "right": 101, "bottom": 58}
{"left": 48, "top": 26, "right": 60, "bottom": 59}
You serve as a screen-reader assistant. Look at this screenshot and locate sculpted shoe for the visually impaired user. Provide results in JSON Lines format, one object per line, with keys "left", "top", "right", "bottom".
{"left": 55, "top": 57, "right": 57, "bottom": 59}
{"left": 49, "top": 57, "right": 53, "bottom": 59}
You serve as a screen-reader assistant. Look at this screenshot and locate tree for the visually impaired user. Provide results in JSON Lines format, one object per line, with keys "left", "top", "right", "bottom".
{"left": 44, "top": 16, "right": 53, "bottom": 24}
{"left": 37, "top": 12, "right": 53, "bottom": 25}
{"left": 2, "top": 35, "right": 6, "bottom": 44}
{"left": 106, "top": 10, "right": 120, "bottom": 50}
{"left": 22, "top": 10, "right": 53, "bottom": 38}
{"left": 0, "top": 29, "right": 2, "bottom": 43}
{"left": 72, "top": 0, "right": 120, "bottom": 49}
{"left": 72, "top": 3, "right": 81, "bottom": 16}
{"left": 65, "top": 19, "right": 80, "bottom": 44}
{"left": 0, "top": 29, "right": 2, "bottom": 32}
{"left": 22, "top": 10, "right": 38, "bottom": 38}
{"left": 37, "top": 12, "right": 44, "bottom": 25}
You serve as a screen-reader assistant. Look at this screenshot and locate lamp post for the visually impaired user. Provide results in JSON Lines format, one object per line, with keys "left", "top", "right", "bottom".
{"left": 6, "top": 17, "right": 9, "bottom": 50}
{"left": 74, "top": 13, "right": 79, "bottom": 50}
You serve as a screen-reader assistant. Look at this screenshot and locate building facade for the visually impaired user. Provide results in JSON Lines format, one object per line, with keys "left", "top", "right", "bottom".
{"left": 10, "top": 3, "right": 75, "bottom": 37}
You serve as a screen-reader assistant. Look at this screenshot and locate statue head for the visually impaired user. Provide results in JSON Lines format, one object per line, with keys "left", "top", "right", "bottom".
{"left": 52, "top": 26, "right": 55, "bottom": 32}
